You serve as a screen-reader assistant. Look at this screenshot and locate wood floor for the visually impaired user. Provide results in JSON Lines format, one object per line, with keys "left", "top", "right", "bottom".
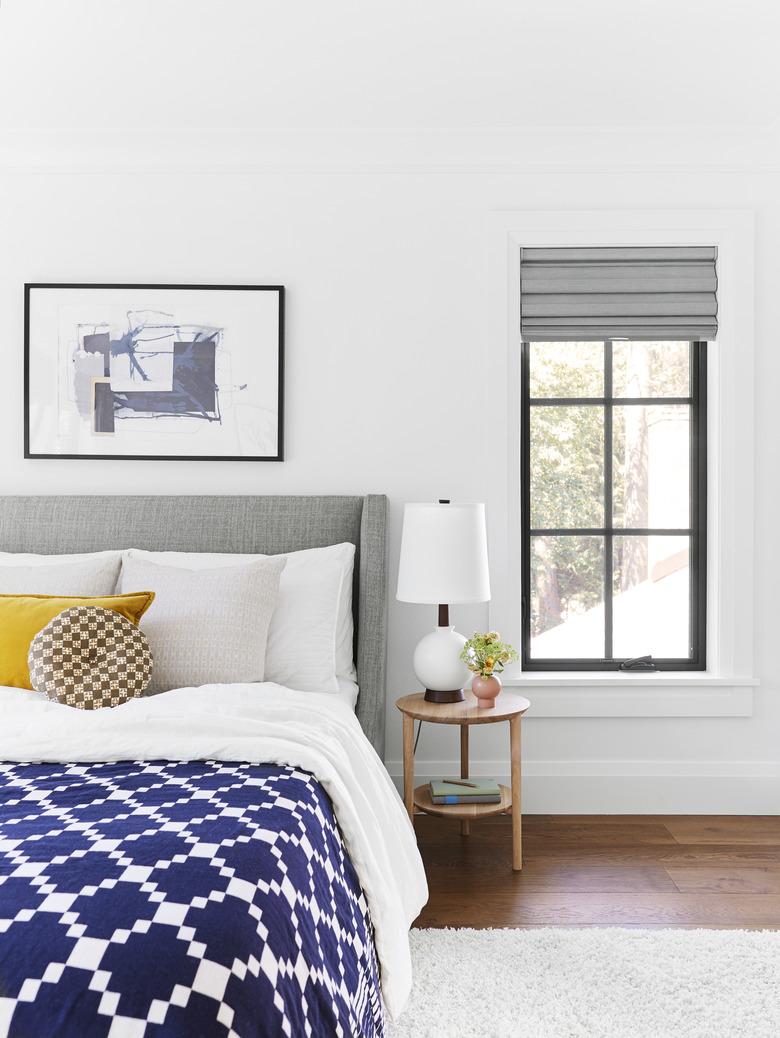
{"left": 412, "top": 813, "right": 780, "bottom": 930}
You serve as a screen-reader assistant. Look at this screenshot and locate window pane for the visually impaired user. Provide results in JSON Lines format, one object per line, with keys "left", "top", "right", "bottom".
{"left": 612, "top": 405, "right": 690, "bottom": 528}
{"left": 529, "top": 342, "right": 603, "bottom": 398}
{"left": 612, "top": 536, "right": 691, "bottom": 658}
{"left": 530, "top": 405, "right": 604, "bottom": 528}
{"left": 530, "top": 536, "right": 604, "bottom": 658}
{"left": 613, "top": 342, "right": 690, "bottom": 398}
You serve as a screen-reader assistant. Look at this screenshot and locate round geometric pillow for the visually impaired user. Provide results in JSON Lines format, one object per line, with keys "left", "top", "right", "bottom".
{"left": 28, "top": 605, "right": 153, "bottom": 709}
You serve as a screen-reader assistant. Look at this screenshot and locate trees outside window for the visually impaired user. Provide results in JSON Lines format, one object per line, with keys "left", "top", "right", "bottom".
{"left": 521, "top": 340, "right": 706, "bottom": 671}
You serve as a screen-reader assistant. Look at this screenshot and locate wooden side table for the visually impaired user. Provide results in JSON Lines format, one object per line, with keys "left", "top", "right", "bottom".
{"left": 396, "top": 690, "right": 531, "bottom": 870}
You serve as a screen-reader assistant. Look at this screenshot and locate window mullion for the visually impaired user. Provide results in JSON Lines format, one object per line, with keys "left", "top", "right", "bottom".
{"left": 691, "top": 341, "right": 707, "bottom": 664}
{"left": 520, "top": 342, "right": 531, "bottom": 664}
{"left": 604, "top": 342, "right": 613, "bottom": 660}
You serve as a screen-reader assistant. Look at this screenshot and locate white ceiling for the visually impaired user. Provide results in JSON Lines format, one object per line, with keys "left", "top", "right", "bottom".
{"left": 0, "top": 0, "right": 777, "bottom": 133}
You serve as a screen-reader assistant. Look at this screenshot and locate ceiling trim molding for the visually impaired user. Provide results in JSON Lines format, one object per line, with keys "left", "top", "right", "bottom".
{"left": 0, "top": 127, "right": 778, "bottom": 175}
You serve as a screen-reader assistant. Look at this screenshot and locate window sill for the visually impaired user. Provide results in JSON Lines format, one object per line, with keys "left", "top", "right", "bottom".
{"left": 499, "top": 673, "right": 758, "bottom": 717}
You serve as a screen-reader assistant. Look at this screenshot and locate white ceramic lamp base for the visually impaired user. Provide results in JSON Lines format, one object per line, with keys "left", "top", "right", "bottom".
{"left": 413, "top": 626, "right": 471, "bottom": 703}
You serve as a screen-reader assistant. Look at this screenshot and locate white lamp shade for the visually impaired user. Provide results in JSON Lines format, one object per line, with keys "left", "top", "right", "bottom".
{"left": 396, "top": 502, "right": 491, "bottom": 604}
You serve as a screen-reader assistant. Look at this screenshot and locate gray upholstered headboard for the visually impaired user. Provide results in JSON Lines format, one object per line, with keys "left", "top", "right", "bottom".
{"left": 0, "top": 495, "right": 388, "bottom": 757}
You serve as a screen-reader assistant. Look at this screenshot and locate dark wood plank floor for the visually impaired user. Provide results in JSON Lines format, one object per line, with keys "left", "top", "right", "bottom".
{"left": 412, "top": 813, "right": 780, "bottom": 929}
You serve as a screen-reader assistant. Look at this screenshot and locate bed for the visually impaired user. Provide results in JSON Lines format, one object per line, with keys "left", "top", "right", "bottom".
{"left": 0, "top": 494, "right": 427, "bottom": 1038}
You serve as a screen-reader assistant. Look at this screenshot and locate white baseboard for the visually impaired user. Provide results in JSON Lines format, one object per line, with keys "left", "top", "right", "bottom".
{"left": 386, "top": 759, "right": 780, "bottom": 815}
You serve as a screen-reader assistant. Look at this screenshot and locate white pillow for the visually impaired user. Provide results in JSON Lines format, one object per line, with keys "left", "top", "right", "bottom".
{"left": 118, "top": 555, "right": 286, "bottom": 694}
{"left": 123, "top": 543, "right": 356, "bottom": 695}
{"left": 0, "top": 551, "right": 122, "bottom": 596}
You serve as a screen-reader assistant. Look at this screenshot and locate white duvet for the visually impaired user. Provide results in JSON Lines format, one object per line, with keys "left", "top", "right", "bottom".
{"left": 0, "top": 683, "right": 428, "bottom": 1020}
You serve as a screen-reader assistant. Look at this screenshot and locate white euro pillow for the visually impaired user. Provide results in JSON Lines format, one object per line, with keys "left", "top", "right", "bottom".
{"left": 122, "top": 543, "right": 356, "bottom": 695}
{"left": 0, "top": 551, "right": 122, "bottom": 596}
{"left": 118, "top": 554, "right": 286, "bottom": 694}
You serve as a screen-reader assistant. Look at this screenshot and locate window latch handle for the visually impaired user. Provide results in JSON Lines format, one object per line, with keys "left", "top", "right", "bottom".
{"left": 619, "top": 654, "right": 658, "bottom": 672}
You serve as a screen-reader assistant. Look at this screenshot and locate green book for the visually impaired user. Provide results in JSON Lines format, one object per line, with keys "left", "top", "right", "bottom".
{"left": 429, "top": 778, "right": 501, "bottom": 804}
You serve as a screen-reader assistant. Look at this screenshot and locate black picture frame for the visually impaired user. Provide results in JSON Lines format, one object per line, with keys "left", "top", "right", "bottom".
{"left": 24, "top": 283, "right": 285, "bottom": 462}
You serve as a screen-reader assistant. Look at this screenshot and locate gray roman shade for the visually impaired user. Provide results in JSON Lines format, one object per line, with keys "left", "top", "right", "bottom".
{"left": 520, "top": 246, "right": 718, "bottom": 341}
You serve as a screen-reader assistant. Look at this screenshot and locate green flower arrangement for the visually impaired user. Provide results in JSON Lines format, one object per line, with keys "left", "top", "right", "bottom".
{"left": 460, "top": 631, "right": 519, "bottom": 679}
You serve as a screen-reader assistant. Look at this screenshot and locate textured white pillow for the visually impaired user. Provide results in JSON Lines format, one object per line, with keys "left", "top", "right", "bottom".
{"left": 118, "top": 555, "right": 286, "bottom": 694}
{"left": 0, "top": 552, "right": 122, "bottom": 596}
{"left": 123, "top": 543, "right": 355, "bottom": 694}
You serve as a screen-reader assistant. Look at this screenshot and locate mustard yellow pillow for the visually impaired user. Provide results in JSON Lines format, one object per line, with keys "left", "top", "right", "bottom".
{"left": 0, "top": 591, "right": 155, "bottom": 689}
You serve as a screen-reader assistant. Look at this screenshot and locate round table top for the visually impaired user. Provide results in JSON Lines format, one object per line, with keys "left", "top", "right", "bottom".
{"left": 396, "top": 689, "right": 531, "bottom": 725}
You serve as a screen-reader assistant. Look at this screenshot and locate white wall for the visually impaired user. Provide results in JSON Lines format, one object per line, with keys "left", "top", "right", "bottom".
{"left": 1, "top": 149, "right": 777, "bottom": 813}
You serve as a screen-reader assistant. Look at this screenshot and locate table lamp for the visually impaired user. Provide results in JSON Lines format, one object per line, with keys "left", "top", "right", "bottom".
{"left": 397, "top": 501, "right": 491, "bottom": 702}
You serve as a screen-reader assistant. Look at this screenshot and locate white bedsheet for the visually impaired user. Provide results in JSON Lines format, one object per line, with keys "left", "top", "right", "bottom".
{"left": 0, "top": 683, "right": 428, "bottom": 1019}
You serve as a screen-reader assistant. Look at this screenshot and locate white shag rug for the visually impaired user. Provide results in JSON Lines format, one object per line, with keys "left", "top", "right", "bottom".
{"left": 387, "top": 927, "right": 780, "bottom": 1038}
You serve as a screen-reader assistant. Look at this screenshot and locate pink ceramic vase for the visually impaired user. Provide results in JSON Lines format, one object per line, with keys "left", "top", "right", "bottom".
{"left": 471, "top": 674, "right": 501, "bottom": 708}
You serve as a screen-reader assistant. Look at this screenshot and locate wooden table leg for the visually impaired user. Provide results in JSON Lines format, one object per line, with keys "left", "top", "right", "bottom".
{"left": 509, "top": 714, "right": 522, "bottom": 869}
{"left": 403, "top": 713, "right": 415, "bottom": 824}
{"left": 460, "top": 723, "right": 470, "bottom": 837}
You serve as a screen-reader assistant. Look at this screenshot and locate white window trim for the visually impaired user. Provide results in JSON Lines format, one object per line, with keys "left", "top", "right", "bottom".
{"left": 487, "top": 209, "right": 757, "bottom": 718}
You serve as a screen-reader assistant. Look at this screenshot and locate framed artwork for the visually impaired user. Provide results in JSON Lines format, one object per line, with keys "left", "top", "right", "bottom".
{"left": 24, "top": 283, "right": 284, "bottom": 461}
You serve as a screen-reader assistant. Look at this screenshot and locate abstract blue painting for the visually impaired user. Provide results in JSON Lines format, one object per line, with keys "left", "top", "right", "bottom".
{"left": 24, "top": 285, "right": 284, "bottom": 461}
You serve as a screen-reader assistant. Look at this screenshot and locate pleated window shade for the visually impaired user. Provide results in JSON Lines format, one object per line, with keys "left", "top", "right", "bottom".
{"left": 519, "top": 246, "right": 718, "bottom": 341}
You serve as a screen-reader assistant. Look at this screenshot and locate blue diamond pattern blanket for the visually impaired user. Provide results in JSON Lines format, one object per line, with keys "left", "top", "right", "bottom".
{"left": 0, "top": 759, "right": 384, "bottom": 1038}
{"left": 0, "top": 684, "right": 429, "bottom": 1030}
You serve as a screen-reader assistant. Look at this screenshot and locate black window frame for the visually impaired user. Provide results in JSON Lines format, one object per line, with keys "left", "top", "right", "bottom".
{"left": 520, "top": 340, "right": 707, "bottom": 672}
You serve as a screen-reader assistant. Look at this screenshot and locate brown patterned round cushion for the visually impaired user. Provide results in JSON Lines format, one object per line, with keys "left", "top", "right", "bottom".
{"left": 28, "top": 605, "right": 153, "bottom": 709}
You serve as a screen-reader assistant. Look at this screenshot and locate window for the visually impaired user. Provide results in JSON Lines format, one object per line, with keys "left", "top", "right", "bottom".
{"left": 487, "top": 210, "right": 755, "bottom": 716}
{"left": 521, "top": 339, "right": 706, "bottom": 671}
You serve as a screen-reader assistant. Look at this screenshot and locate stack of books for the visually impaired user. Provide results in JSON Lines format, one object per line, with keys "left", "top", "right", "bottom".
{"left": 429, "top": 778, "right": 501, "bottom": 804}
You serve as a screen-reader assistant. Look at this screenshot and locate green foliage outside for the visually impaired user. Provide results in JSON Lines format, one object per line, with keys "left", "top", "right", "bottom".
{"left": 529, "top": 341, "right": 690, "bottom": 642}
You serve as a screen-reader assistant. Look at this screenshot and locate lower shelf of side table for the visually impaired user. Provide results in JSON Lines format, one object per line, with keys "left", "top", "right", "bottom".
{"left": 412, "top": 783, "right": 512, "bottom": 819}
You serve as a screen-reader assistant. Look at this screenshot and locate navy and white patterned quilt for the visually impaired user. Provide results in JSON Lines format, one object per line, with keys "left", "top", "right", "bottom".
{"left": 0, "top": 759, "right": 385, "bottom": 1038}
